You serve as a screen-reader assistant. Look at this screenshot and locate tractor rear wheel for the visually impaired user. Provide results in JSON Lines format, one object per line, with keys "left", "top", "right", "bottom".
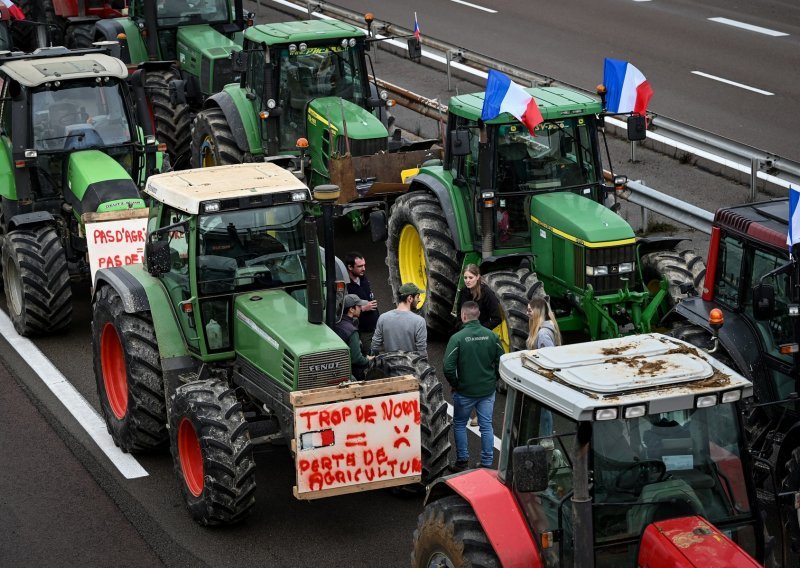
{"left": 169, "top": 379, "right": 256, "bottom": 526}
{"left": 65, "top": 23, "right": 94, "bottom": 49}
{"left": 387, "top": 192, "right": 460, "bottom": 336}
{"left": 92, "top": 285, "right": 167, "bottom": 452}
{"left": 2, "top": 225, "right": 72, "bottom": 336}
{"left": 411, "top": 495, "right": 499, "bottom": 568}
{"left": 144, "top": 68, "right": 192, "bottom": 168}
{"left": 190, "top": 106, "right": 243, "bottom": 168}
{"left": 15, "top": 0, "right": 64, "bottom": 51}
{"left": 640, "top": 249, "right": 706, "bottom": 306}
{"left": 367, "top": 352, "right": 451, "bottom": 484}
{"left": 780, "top": 446, "right": 800, "bottom": 555}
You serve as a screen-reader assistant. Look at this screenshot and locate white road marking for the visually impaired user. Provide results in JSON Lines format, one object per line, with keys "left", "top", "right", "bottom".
{"left": 708, "top": 17, "right": 788, "bottom": 37}
{"left": 446, "top": 403, "right": 502, "bottom": 451}
{"left": 691, "top": 71, "right": 774, "bottom": 95}
{"left": 0, "top": 310, "right": 148, "bottom": 479}
{"left": 449, "top": 0, "right": 497, "bottom": 14}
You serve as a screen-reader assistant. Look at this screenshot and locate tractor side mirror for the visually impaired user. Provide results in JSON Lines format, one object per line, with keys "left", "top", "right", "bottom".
{"left": 407, "top": 38, "right": 422, "bottom": 63}
{"left": 512, "top": 444, "right": 549, "bottom": 493}
{"left": 450, "top": 129, "right": 470, "bottom": 157}
{"left": 145, "top": 240, "right": 171, "bottom": 276}
{"left": 370, "top": 210, "right": 387, "bottom": 242}
{"left": 627, "top": 115, "right": 647, "bottom": 141}
{"left": 752, "top": 283, "right": 775, "bottom": 320}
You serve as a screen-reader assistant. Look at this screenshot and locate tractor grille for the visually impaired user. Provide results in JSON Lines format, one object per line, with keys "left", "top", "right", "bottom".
{"left": 337, "top": 136, "right": 387, "bottom": 157}
{"left": 288, "top": 350, "right": 351, "bottom": 390}
{"left": 201, "top": 57, "right": 238, "bottom": 95}
{"left": 584, "top": 244, "right": 636, "bottom": 295}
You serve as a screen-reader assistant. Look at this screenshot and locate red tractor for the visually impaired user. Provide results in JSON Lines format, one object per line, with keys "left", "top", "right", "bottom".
{"left": 412, "top": 334, "right": 778, "bottom": 567}
{"left": 666, "top": 198, "right": 800, "bottom": 564}
{"left": 17, "top": 0, "right": 125, "bottom": 49}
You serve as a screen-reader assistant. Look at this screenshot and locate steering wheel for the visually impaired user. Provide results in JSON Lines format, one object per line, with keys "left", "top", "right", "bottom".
{"left": 614, "top": 459, "right": 668, "bottom": 493}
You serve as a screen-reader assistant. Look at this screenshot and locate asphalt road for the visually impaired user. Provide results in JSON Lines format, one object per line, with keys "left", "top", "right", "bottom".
{"left": 275, "top": 0, "right": 800, "bottom": 160}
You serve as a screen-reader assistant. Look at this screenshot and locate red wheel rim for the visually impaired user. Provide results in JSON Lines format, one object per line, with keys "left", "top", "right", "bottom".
{"left": 178, "top": 418, "right": 204, "bottom": 497}
{"left": 100, "top": 322, "right": 128, "bottom": 419}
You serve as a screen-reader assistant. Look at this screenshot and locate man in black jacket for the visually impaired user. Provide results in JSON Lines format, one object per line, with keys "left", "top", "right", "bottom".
{"left": 345, "top": 251, "right": 379, "bottom": 354}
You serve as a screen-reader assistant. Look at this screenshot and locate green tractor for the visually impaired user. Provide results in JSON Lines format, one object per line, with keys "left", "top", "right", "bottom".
{"left": 91, "top": 163, "right": 451, "bottom": 525}
{"left": 92, "top": 0, "right": 248, "bottom": 167}
{"left": 0, "top": 46, "right": 163, "bottom": 336}
{"left": 387, "top": 87, "right": 705, "bottom": 351}
{"left": 190, "top": 18, "right": 437, "bottom": 226}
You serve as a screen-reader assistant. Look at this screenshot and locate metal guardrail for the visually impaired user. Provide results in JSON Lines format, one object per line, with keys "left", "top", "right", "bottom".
{"left": 618, "top": 180, "right": 714, "bottom": 235}
{"left": 266, "top": 0, "right": 800, "bottom": 198}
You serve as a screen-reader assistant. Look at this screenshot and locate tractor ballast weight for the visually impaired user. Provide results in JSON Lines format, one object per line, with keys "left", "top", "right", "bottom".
{"left": 0, "top": 46, "right": 162, "bottom": 336}
{"left": 190, "top": 18, "right": 439, "bottom": 219}
{"left": 386, "top": 87, "right": 705, "bottom": 352}
{"left": 412, "top": 333, "right": 775, "bottom": 567}
{"left": 90, "top": 163, "right": 451, "bottom": 525}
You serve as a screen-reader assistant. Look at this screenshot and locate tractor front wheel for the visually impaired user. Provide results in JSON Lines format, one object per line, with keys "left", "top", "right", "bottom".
{"left": 483, "top": 268, "right": 544, "bottom": 354}
{"left": 387, "top": 192, "right": 460, "bottom": 336}
{"left": 640, "top": 249, "right": 706, "bottom": 306}
{"left": 2, "top": 225, "right": 72, "bottom": 336}
{"left": 144, "top": 68, "right": 192, "bottom": 168}
{"left": 65, "top": 23, "right": 95, "bottom": 49}
{"left": 190, "top": 106, "right": 244, "bottom": 168}
{"left": 91, "top": 285, "right": 168, "bottom": 452}
{"left": 170, "top": 379, "right": 256, "bottom": 526}
{"left": 368, "top": 352, "right": 451, "bottom": 485}
{"left": 411, "top": 495, "right": 499, "bottom": 568}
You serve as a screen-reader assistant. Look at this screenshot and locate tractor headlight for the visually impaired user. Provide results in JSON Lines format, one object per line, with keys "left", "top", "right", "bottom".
{"left": 696, "top": 395, "right": 717, "bottom": 408}
{"left": 380, "top": 90, "right": 388, "bottom": 101}
{"left": 721, "top": 390, "right": 741, "bottom": 403}
{"left": 349, "top": 38, "right": 356, "bottom": 47}
{"left": 299, "top": 42, "right": 307, "bottom": 52}
{"left": 288, "top": 43, "right": 297, "bottom": 53}
{"left": 586, "top": 265, "right": 609, "bottom": 276}
{"left": 266, "top": 98, "right": 276, "bottom": 109}
{"left": 203, "top": 201, "right": 221, "bottom": 213}
{"left": 291, "top": 191, "right": 308, "bottom": 202}
{"left": 595, "top": 408, "right": 617, "bottom": 421}
{"left": 618, "top": 262, "right": 634, "bottom": 274}
{"left": 341, "top": 39, "right": 348, "bottom": 48}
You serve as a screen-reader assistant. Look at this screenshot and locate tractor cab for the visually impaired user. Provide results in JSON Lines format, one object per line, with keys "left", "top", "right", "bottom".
{"left": 413, "top": 334, "right": 767, "bottom": 567}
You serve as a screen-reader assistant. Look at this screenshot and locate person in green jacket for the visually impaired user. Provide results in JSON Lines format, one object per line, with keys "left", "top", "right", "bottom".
{"left": 443, "top": 301, "right": 504, "bottom": 471}
{"left": 334, "top": 294, "right": 370, "bottom": 381}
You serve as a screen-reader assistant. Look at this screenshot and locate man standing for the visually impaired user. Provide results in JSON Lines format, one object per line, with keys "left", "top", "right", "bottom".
{"left": 334, "top": 294, "right": 370, "bottom": 381}
{"left": 444, "top": 301, "right": 504, "bottom": 471}
{"left": 345, "top": 251, "right": 379, "bottom": 355}
{"left": 370, "top": 283, "right": 427, "bottom": 355}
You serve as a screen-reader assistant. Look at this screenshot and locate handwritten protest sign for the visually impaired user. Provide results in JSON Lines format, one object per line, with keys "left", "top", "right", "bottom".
{"left": 85, "top": 212, "right": 149, "bottom": 284}
{"left": 292, "top": 378, "right": 422, "bottom": 499}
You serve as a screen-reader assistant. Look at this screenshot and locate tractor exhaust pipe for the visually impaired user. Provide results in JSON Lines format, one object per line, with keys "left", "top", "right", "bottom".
{"left": 304, "top": 215, "right": 323, "bottom": 325}
{"left": 143, "top": 0, "right": 160, "bottom": 60}
{"left": 313, "top": 185, "right": 341, "bottom": 328}
{"left": 478, "top": 126, "right": 494, "bottom": 258}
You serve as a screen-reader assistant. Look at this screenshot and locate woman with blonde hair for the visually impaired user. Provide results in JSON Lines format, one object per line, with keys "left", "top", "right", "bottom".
{"left": 526, "top": 296, "right": 561, "bottom": 349}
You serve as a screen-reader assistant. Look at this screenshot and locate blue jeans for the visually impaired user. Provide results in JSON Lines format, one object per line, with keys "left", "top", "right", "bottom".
{"left": 453, "top": 392, "right": 495, "bottom": 466}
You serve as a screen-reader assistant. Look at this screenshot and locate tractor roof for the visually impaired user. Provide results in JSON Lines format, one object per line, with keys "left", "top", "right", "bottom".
{"left": 144, "top": 163, "right": 310, "bottom": 215}
{"left": 449, "top": 87, "right": 602, "bottom": 122}
{"left": 246, "top": 19, "right": 365, "bottom": 45}
{"left": 499, "top": 333, "right": 752, "bottom": 422}
{"left": 715, "top": 198, "right": 788, "bottom": 250}
{"left": 0, "top": 50, "right": 127, "bottom": 87}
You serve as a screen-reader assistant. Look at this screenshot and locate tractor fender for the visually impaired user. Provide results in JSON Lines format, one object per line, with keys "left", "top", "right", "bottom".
{"left": 671, "top": 298, "right": 759, "bottom": 378}
{"left": 8, "top": 211, "right": 54, "bottom": 230}
{"left": 94, "top": 19, "right": 124, "bottom": 42}
{"left": 93, "top": 266, "right": 191, "bottom": 360}
{"left": 205, "top": 92, "right": 251, "bottom": 155}
{"left": 637, "top": 236, "right": 686, "bottom": 256}
{"left": 426, "top": 469, "right": 541, "bottom": 567}
{"left": 409, "top": 174, "right": 464, "bottom": 250}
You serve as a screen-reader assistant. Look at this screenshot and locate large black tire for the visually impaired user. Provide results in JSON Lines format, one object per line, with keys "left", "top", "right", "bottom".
{"left": 91, "top": 285, "right": 168, "bottom": 452}
{"left": 387, "top": 192, "right": 461, "bottom": 336}
{"left": 411, "top": 495, "right": 500, "bottom": 568}
{"left": 483, "top": 268, "right": 542, "bottom": 353}
{"left": 169, "top": 379, "right": 256, "bottom": 526}
{"left": 640, "top": 249, "right": 706, "bottom": 305}
{"left": 367, "top": 352, "right": 451, "bottom": 484}
{"left": 14, "top": 0, "right": 64, "bottom": 51}
{"left": 144, "top": 68, "right": 192, "bottom": 169}
{"left": 65, "top": 23, "right": 94, "bottom": 49}
{"left": 2, "top": 225, "right": 72, "bottom": 336}
{"left": 781, "top": 446, "right": 800, "bottom": 555}
{"left": 190, "top": 106, "right": 244, "bottom": 168}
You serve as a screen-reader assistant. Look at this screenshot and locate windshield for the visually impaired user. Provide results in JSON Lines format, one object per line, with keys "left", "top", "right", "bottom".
{"left": 155, "top": 0, "right": 229, "bottom": 26}
{"left": 197, "top": 204, "right": 307, "bottom": 294}
{"left": 32, "top": 80, "right": 132, "bottom": 152}
{"left": 277, "top": 43, "right": 367, "bottom": 150}
{"left": 494, "top": 117, "right": 598, "bottom": 193}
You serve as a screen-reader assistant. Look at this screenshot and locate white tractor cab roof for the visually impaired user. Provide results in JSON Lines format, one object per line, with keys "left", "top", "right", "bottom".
{"left": 143, "top": 163, "right": 311, "bottom": 215}
{"left": 500, "top": 333, "right": 752, "bottom": 422}
{"left": 0, "top": 49, "right": 128, "bottom": 86}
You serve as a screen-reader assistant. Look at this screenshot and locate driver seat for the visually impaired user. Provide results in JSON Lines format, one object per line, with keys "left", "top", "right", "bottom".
{"left": 49, "top": 102, "right": 78, "bottom": 138}
{"left": 627, "top": 478, "right": 704, "bottom": 535}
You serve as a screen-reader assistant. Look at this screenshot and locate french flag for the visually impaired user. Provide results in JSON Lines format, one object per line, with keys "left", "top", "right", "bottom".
{"left": 481, "top": 70, "right": 543, "bottom": 135}
{"left": 603, "top": 58, "right": 654, "bottom": 115}
{"left": 0, "top": 0, "right": 25, "bottom": 20}
{"left": 787, "top": 186, "right": 800, "bottom": 250}
{"left": 413, "top": 12, "right": 421, "bottom": 41}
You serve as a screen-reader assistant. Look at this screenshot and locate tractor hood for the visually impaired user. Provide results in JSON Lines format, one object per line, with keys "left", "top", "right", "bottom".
{"left": 531, "top": 192, "right": 634, "bottom": 244}
{"left": 176, "top": 25, "right": 241, "bottom": 94}
{"left": 234, "top": 290, "right": 351, "bottom": 389}
{"left": 308, "top": 97, "right": 388, "bottom": 142}
{"left": 66, "top": 150, "right": 144, "bottom": 215}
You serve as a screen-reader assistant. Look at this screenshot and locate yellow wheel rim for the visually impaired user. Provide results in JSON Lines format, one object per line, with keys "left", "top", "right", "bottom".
{"left": 493, "top": 310, "right": 512, "bottom": 353}
{"left": 200, "top": 135, "right": 217, "bottom": 168}
{"left": 398, "top": 224, "right": 427, "bottom": 307}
